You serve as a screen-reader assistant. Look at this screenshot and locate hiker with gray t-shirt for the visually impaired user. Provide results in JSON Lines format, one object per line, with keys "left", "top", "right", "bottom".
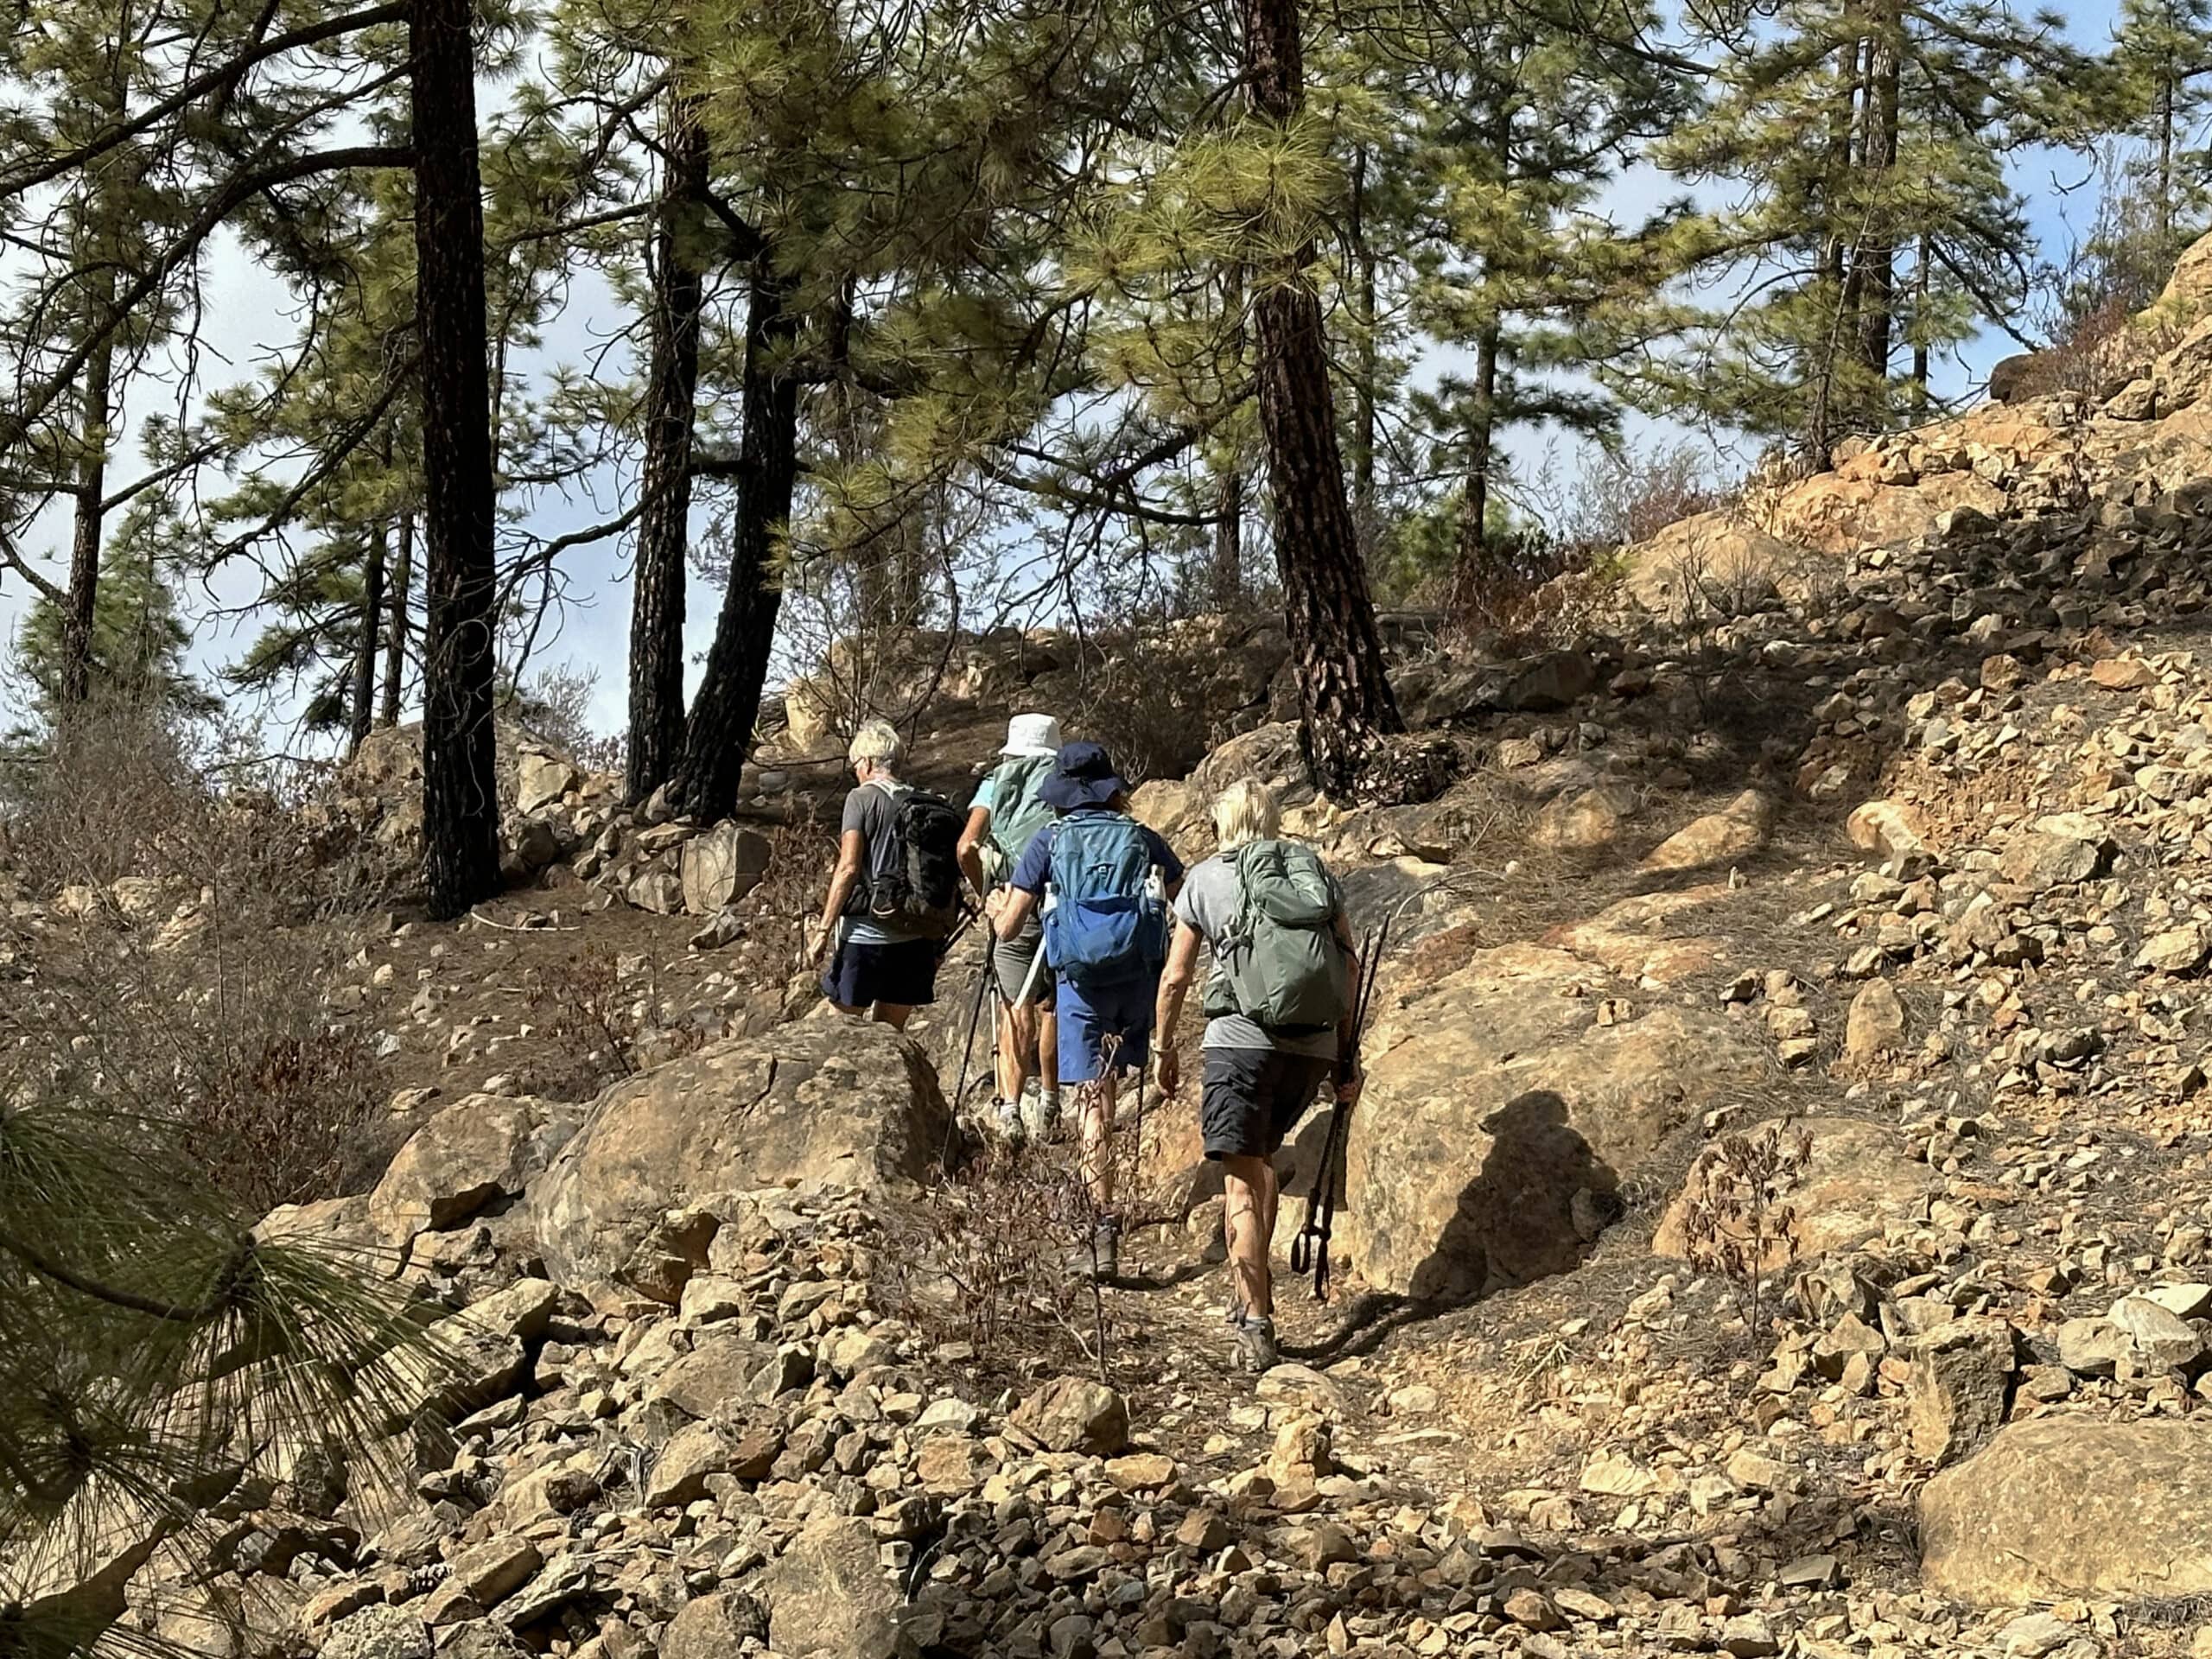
{"left": 1154, "top": 779, "right": 1361, "bottom": 1375}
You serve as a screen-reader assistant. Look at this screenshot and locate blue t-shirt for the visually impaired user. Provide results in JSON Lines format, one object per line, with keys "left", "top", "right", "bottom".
{"left": 1009, "top": 807, "right": 1185, "bottom": 898}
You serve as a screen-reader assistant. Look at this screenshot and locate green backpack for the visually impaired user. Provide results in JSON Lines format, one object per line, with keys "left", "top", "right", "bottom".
{"left": 1208, "top": 839, "right": 1352, "bottom": 1034}
{"left": 986, "top": 755, "right": 1058, "bottom": 874}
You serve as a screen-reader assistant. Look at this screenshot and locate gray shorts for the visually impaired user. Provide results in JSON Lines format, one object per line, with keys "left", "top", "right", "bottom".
{"left": 990, "top": 916, "right": 1054, "bottom": 1007}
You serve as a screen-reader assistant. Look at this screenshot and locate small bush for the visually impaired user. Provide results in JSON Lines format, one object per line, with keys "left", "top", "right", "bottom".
{"left": 1675, "top": 1122, "right": 1813, "bottom": 1348}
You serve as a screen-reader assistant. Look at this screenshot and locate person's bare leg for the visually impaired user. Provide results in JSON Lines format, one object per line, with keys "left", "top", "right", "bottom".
{"left": 1001, "top": 998, "right": 1037, "bottom": 1101}
{"left": 1038, "top": 1007, "right": 1059, "bottom": 1096}
{"left": 1223, "top": 1154, "right": 1275, "bottom": 1317}
{"left": 1082, "top": 1075, "right": 1118, "bottom": 1211}
{"left": 874, "top": 1002, "right": 914, "bottom": 1031}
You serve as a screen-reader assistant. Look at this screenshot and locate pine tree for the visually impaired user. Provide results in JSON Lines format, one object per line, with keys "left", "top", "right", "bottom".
{"left": 1239, "top": 0, "right": 1402, "bottom": 792}
{"left": 1639, "top": 0, "right": 2088, "bottom": 458}
{"left": 2112, "top": 0, "right": 2212, "bottom": 270}
{"left": 16, "top": 502, "right": 213, "bottom": 725}
{"left": 1396, "top": 0, "right": 1687, "bottom": 610}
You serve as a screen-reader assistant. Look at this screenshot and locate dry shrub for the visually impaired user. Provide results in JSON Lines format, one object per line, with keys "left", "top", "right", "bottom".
{"left": 524, "top": 943, "right": 716, "bottom": 1098}
{"left": 2014, "top": 295, "right": 2183, "bottom": 404}
{"left": 888, "top": 1046, "right": 1183, "bottom": 1381}
{"left": 0, "top": 697, "right": 397, "bottom": 1211}
{"left": 1675, "top": 1122, "right": 1813, "bottom": 1344}
{"left": 1563, "top": 442, "right": 1734, "bottom": 552}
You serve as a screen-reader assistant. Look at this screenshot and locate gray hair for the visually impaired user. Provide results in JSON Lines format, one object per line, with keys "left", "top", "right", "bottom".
{"left": 848, "top": 717, "right": 903, "bottom": 772}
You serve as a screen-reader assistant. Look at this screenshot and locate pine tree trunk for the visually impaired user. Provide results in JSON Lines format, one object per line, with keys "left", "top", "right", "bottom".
{"left": 1211, "top": 461, "right": 1243, "bottom": 611}
{"left": 412, "top": 0, "right": 502, "bottom": 918}
{"left": 1853, "top": 3, "right": 1901, "bottom": 388}
{"left": 1808, "top": 3, "right": 1860, "bottom": 467}
{"left": 1910, "top": 241, "right": 1931, "bottom": 415}
{"left": 60, "top": 276, "right": 117, "bottom": 710}
{"left": 382, "top": 509, "right": 413, "bottom": 727}
{"left": 1450, "top": 320, "right": 1501, "bottom": 623}
{"left": 1238, "top": 0, "right": 1401, "bottom": 798}
{"left": 1347, "top": 151, "right": 1378, "bottom": 556}
{"left": 626, "top": 91, "right": 709, "bottom": 804}
{"left": 669, "top": 260, "right": 800, "bottom": 822}
{"left": 349, "top": 518, "right": 387, "bottom": 755}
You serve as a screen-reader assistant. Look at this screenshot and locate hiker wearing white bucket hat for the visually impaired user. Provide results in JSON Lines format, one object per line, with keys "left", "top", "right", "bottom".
{"left": 957, "top": 713, "right": 1067, "bottom": 1141}
{"left": 1000, "top": 712, "right": 1063, "bottom": 759}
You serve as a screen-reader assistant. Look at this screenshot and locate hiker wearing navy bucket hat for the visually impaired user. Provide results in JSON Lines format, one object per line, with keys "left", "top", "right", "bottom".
{"left": 994, "top": 741, "right": 1185, "bottom": 1281}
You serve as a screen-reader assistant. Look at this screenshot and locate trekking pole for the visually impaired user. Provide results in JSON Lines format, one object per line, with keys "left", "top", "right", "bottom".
{"left": 946, "top": 926, "right": 995, "bottom": 1162}
{"left": 1289, "top": 919, "right": 1389, "bottom": 1302}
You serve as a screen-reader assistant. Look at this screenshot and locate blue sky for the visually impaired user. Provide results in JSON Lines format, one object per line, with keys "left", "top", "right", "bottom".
{"left": 7, "top": 0, "right": 2149, "bottom": 746}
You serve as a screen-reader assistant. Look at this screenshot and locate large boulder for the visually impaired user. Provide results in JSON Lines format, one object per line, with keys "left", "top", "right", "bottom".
{"left": 366, "top": 1095, "right": 582, "bottom": 1260}
{"left": 532, "top": 1021, "right": 950, "bottom": 1299}
{"left": 1621, "top": 513, "right": 1811, "bottom": 620}
{"left": 680, "top": 822, "right": 773, "bottom": 915}
{"left": 1340, "top": 943, "right": 1764, "bottom": 1301}
{"left": 1921, "top": 1419, "right": 2212, "bottom": 1603}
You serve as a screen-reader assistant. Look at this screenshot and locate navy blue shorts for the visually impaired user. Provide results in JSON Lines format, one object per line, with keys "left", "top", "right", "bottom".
{"left": 1058, "top": 976, "right": 1154, "bottom": 1084}
{"left": 823, "top": 937, "right": 939, "bottom": 1009}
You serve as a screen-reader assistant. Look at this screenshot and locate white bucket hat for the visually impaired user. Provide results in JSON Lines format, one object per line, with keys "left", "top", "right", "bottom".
{"left": 1001, "top": 712, "right": 1063, "bottom": 758}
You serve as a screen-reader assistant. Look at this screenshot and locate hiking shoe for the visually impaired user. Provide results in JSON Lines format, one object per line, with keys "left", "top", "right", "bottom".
{"left": 1234, "top": 1314, "right": 1281, "bottom": 1375}
{"left": 993, "top": 1098, "right": 1027, "bottom": 1147}
{"left": 1076, "top": 1217, "right": 1121, "bottom": 1283}
{"left": 1021, "top": 1090, "right": 1061, "bottom": 1143}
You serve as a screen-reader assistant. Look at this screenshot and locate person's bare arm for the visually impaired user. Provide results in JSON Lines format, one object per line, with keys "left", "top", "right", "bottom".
{"left": 995, "top": 887, "right": 1038, "bottom": 940}
{"left": 815, "top": 830, "right": 868, "bottom": 951}
{"left": 957, "top": 806, "right": 991, "bottom": 896}
{"left": 1153, "top": 918, "right": 1203, "bottom": 1098}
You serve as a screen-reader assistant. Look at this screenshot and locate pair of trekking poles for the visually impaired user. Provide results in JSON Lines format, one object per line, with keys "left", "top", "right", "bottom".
{"left": 1289, "top": 913, "right": 1389, "bottom": 1303}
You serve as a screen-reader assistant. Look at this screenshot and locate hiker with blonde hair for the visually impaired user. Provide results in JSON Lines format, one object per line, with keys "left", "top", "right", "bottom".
{"left": 1154, "top": 777, "right": 1361, "bottom": 1373}
{"left": 811, "top": 717, "right": 966, "bottom": 1029}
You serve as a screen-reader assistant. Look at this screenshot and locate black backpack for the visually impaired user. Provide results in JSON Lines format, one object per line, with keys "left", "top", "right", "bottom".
{"left": 855, "top": 783, "right": 967, "bottom": 939}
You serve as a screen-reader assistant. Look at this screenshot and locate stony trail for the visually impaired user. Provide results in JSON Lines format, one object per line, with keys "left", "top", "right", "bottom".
{"left": 79, "top": 243, "right": 2212, "bottom": 1659}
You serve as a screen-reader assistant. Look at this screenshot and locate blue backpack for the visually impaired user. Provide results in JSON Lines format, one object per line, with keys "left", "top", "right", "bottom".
{"left": 1042, "top": 812, "right": 1169, "bottom": 988}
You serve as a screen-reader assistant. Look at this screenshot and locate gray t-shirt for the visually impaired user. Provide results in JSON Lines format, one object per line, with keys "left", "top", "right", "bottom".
{"left": 839, "top": 781, "right": 929, "bottom": 945}
{"left": 1173, "top": 850, "right": 1341, "bottom": 1058}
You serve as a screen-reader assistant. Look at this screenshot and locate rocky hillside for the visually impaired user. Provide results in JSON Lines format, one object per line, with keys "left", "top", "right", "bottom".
{"left": 74, "top": 233, "right": 2212, "bottom": 1659}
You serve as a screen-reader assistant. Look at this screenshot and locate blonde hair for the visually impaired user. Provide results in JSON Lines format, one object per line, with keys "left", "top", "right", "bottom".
{"left": 1211, "top": 779, "right": 1281, "bottom": 849}
{"left": 848, "top": 717, "right": 903, "bottom": 772}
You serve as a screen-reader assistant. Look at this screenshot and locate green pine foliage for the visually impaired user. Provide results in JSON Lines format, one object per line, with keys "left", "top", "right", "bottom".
{"left": 15, "top": 504, "right": 213, "bottom": 725}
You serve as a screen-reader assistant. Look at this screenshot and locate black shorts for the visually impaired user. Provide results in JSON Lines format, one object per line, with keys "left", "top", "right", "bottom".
{"left": 1201, "top": 1049, "right": 1333, "bottom": 1161}
{"left": 823, "top": 937, "right": 939, "bottom": 1009}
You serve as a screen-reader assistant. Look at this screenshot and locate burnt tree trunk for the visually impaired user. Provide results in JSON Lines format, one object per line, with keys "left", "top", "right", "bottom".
{"left": 626, "top": 92, "right": 709, "bottom": 804}
{"left": 668, "top": 259, "right": 800, "bottom": 822}
{"left": 349, "top": 518, "right": 388, "bottom": 755}
{"left": 382, "top": 508, "right": 413, "bottom": 726}
{"left": 1238, "top": 0, "right": 1400, "bottom": 796}
{"left": 412, "top": 0, "right": 501, "bottom": 918}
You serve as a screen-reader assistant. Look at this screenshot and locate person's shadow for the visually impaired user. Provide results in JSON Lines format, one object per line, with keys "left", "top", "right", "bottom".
{"left": 1298, "top": 1089, "right": 1618, "bottom": 1363}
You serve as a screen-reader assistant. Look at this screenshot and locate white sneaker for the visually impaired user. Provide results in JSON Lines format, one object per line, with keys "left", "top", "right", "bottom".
{"left": 1022, "top": 1090, "right": 1061, "bottom": 1142}
{"left": 993, "top": 1098, "right": 1027, "bottom": 1147}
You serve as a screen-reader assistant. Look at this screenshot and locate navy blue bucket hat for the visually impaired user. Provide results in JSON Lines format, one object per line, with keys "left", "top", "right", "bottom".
{"left": 1039, "top": 741, "right": 1132, "bottom": 810}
